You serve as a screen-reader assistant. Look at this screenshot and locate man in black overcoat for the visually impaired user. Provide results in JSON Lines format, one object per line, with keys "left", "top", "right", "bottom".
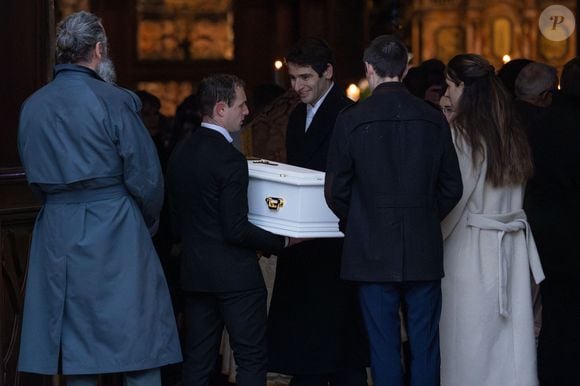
{"left": 325, "top": 35, "right": 462, "bottom": 386}
{"left": 267, "top": 38, "right": 369, "bottom": 386}
{"left": 167, "top": 74, "right": 299, "bottom": 386}
{"left": 524, "top": 57, "right": 580, "bottom": 386}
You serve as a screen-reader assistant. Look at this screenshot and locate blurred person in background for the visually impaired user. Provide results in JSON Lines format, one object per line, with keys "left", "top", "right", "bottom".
{"left": 524, "top": 57, "right": 580, "bottom": 386}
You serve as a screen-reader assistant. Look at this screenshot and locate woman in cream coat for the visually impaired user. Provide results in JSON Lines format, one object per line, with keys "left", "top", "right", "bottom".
{"left": 440, "top": 54, "right": 544, "bottom": 386}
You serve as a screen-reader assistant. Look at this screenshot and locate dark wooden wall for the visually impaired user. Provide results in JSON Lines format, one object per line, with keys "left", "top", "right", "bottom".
{"left": 0, "top": 1, "right": 54, "bottom": 168}
{"left": 0, "top": 0, "right": 51, "bottom": 385}
{"left": 89, "top": 0, "right": 366, "bottom": 97}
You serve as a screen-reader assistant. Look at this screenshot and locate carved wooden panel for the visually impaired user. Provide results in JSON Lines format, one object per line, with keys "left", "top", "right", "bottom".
{"left": 136, "top": 0, "right": 234, "bottom": 61}
{"left": 410, "top": 0, "right": 577, "bottom": 69}
{"left": 0, "top": 204, "right": 46, "bottom": 386}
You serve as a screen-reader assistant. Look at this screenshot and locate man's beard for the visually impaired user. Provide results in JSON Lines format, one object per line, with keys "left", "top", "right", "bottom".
{"left": 96, "top": 56, "right": 117, "bottom": 84}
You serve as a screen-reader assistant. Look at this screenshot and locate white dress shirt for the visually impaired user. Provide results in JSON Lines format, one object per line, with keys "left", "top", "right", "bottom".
{"left": 201, "top": 122, "right": 233, "bottom": 143}
{"left": 305, "top": 83, "right": 334, "bottom": 132}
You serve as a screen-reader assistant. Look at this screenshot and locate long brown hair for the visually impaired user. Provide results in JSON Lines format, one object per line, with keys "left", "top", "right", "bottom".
{"left": 446, "top": 54, "right": 533, "bottom": 187}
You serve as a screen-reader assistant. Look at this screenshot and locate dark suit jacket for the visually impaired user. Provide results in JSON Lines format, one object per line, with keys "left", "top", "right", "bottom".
{"left": 268, "top": 85, "right": 369, "bottom": 374}
{"left": 167, "top": 126, "right": 285, "bottom": 292}
{"left": 325, "top": 82, "right": 463, "bottom": 282}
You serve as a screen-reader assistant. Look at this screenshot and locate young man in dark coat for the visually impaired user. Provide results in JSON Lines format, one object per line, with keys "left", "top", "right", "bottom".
{"left": 267, "top": 38, "right": 369, "bottom": 386}
{"left": 167, "top": 74, "right": 300, "bottom": 386}
{"left": 325, "top": 35, "right": 462, "bottom": 386}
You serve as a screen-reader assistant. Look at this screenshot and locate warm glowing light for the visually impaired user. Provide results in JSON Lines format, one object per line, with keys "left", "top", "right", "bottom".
{"left": 274, "top": 60, "right": 283, "bottom": 70}
{"left": 502, "top": 54, "right": 511, "bottom": 64}
{"left": 358, "top": 78, "right": 369, "bottom": 90}
{"left": 346, "top": 83, "right": 361, "bottom": 101}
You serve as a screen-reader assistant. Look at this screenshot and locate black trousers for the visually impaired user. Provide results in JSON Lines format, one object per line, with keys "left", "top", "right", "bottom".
{"left": 182, "top": 288, "right": 268, "bottom": 386}
{"left": 538, "top": 278, "right": 580, "bottom": 386}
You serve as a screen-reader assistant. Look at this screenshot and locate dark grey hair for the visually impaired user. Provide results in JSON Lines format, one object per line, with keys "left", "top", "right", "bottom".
{"left": 197, "top": 74, "right": 245, "bottom": 118}
{"left": 363, "top": 35, "right": 408, "bottom": 79}
{"left": 515, "top": 62, "right": 558, "bottom": 100}
{"left": 56, "top": 11, "right": 107, "bottom": 64}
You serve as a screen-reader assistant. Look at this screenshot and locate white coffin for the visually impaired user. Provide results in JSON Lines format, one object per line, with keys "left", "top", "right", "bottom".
{"left": 247, "top": 159, "right": 343, "bottom": 238}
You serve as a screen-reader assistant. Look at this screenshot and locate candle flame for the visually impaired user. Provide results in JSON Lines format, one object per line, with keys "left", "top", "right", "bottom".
{"left": 346, "top": 83, "right": 361, "bottom": 101}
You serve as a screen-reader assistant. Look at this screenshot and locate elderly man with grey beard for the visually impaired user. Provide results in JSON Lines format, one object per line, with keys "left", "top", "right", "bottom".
{"left": 17, "top": 11, "right": 182, "bottom": 386}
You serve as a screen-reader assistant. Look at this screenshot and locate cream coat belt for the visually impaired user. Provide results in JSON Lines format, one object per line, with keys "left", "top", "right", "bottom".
{"left": 466, "top": 209, "right": 545, "bottom": 317}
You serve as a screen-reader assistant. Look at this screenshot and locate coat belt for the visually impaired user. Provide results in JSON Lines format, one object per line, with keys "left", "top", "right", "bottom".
{"left": 466, "top": 209, "right": 545, "bottom": 318}
{"left": 45, "top": 184, "right": 128, "bottom": 203}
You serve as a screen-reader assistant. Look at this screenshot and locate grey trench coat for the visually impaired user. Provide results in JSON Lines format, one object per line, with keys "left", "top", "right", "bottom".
{"left": 17, "top": 64, "right": 182, "bottom": 375}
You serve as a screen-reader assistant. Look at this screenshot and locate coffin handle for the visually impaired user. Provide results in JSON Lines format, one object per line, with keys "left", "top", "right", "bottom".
{"left": 265, "top": 197, "right": 285, "bottom": 210}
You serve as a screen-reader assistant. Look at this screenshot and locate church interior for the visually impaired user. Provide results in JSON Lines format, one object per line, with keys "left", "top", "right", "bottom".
{"left": 1, "top": 1, "right": 578, "bottom": 385}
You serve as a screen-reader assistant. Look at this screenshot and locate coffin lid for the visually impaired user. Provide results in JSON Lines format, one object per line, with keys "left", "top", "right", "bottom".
{"left": 247, "top": 159, "right": 325, "bottom": 186}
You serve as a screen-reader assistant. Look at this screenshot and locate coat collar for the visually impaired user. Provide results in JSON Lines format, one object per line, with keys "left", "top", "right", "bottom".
{"left": 54, "top": 64, "right": 104, "bottom": 81}
{"left": 197, "top": 126, "right": 232, "bottom": 143}
{"left": 200, "top": 122, "right": 233, "bottom": 143}
{"left": 296, "top": 83, "right": 344, "bottom": 119}
{"left": 372, "top": 81, "right": 408, "bottom": 95}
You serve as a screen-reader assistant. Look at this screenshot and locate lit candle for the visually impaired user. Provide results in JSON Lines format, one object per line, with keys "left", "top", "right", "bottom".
{"left": 274, "top": 60, "right": 283, "bottom": 86}
{"left": 502, "top": 54, "right": 511, "bottom": 64}
{"left": 346, "top": 83, "right": 360, "bottom": 101}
